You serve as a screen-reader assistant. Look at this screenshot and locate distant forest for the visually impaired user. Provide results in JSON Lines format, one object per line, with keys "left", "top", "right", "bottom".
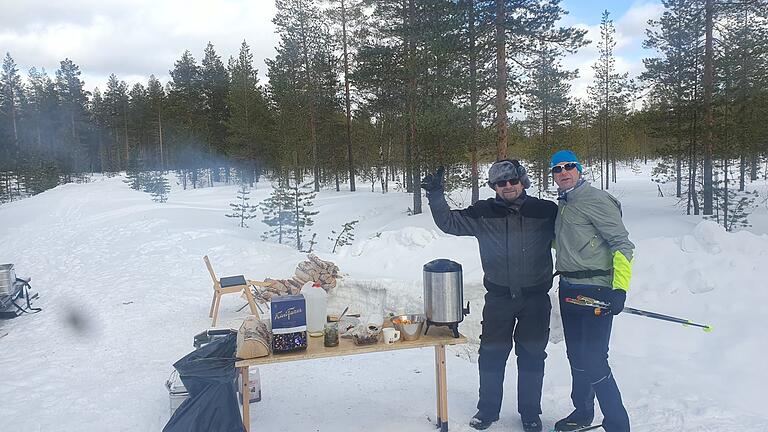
{"left": 1, "top": 0, "right": 766, "bottom": 222}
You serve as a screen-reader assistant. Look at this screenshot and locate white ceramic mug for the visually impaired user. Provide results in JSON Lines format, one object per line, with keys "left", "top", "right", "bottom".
{"left": 382, "top": 327, "right": 400, "bottom": 344}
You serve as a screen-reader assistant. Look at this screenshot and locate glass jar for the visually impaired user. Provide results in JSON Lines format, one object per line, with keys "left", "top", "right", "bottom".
{"left": 323, "top": 321, "right": 339, "bottom": 347}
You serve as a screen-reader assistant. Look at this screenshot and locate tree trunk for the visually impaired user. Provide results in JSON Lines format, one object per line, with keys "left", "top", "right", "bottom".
{"left": 468, "top": 0, "right": 480, "bottom": 203}
{"left": 750, "top": 156, "right": 758, "bottom": 181}
{"left": 158, "top": 109, "right": 164, "bottom": 171}
{"left": 407, "top": 0, "right": 421, "bottom": 214}
{"left": 739, "top": 154, "right": 745, "bottom": 192}
{"left": 702, "top": 0, "right": 714, "bottom": 215}
{"left": 124, "top": 102, "right": 130, "bottom": 164}
{"left": 298, "top": 1, "right": 320, "bottom": 193}
{"left": 724, "top": 158, "right": 729, "bottom": 230}
{"left": 494, "top": 0, "right": 507, "bottom": 160}
{"left": 691, "top": 109, "right": 700, "bottom": 215}
{"left": 341, "top": 0, "right": 356, "bottom": 192}
{"left": 10, "top": 84, "right": 18, "bottom": 144}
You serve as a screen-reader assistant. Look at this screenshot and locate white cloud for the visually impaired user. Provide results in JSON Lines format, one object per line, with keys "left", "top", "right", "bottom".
{"left": 1, "top": 0, "right": 278, "bottom": 91}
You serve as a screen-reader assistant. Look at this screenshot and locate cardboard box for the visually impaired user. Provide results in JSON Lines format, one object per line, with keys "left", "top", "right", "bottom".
{"left": 270, "top": 295, "right": 307, "bottom": 353}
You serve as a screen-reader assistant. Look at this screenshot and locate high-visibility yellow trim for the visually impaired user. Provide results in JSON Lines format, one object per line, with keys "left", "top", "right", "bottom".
{"left": 612, "top": 251, "right": 633, "bottom": 291}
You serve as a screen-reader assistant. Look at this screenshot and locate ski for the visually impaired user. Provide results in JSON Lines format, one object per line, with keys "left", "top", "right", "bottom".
{"left": 549, "top": 424, "right": 603, "bottom": 432}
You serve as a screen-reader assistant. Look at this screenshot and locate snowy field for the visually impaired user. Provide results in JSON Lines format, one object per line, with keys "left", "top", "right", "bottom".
{"left": 1, "top": 163, "right": 767, "bottom": 432}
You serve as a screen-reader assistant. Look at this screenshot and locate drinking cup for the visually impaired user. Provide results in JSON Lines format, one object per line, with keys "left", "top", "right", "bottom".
{"left": 382, "top": 327, "right": 400, "bottom": 344}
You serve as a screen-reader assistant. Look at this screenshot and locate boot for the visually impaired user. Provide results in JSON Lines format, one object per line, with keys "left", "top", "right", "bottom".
{"left": 469, "top": 411, "right": 499, "bottom": 430}
{"left": 521, "top": 414, "right": 543, "bottom": 432}
{"left": 553, "top": 409, "right": 594, "bottom": 431}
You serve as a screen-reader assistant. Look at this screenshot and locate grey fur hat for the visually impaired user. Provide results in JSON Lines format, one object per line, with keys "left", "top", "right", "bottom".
{"left": 488, "top": 159, "right": 531, "bottom": 189}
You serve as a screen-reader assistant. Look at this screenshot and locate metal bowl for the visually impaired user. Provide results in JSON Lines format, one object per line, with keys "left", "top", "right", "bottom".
{"left": 390, "top": 314, "right": 425, "bottom": 341}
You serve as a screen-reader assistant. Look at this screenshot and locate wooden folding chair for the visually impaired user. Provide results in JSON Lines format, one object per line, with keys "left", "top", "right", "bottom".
{"left": 204, "top": 255, "right": 260, "bottom": 327}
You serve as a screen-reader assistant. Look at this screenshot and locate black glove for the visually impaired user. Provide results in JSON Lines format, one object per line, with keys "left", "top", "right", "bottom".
{"left": 607, "top": 289, "right": 626, "bottom": 315}
{"left": 420, "top": 166, "right": 445, "bottom": 192}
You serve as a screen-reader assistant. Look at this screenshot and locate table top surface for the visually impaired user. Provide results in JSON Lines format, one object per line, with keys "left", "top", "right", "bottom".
{"left": 235, "top": 326, "right": 467, "bottom": 367}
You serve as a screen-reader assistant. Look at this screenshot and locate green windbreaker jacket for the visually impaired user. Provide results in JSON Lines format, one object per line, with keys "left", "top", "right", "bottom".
{"left": 554, "top": 181, "right": 635, "bottom": 289}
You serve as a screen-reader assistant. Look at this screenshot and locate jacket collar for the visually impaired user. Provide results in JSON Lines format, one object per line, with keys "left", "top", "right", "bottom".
{"left": 557, "top": 179, "right": 587, "bottom": 202}
{"left": 493, "top": 190, "right": 528, "bottom": 213}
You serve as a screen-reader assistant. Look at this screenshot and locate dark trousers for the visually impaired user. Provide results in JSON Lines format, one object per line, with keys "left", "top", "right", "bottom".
{"left": 477, "top": 290, "right": 551, "bottom": 418}
{"left": 558, "top": 279, "right": 630, "bottom": 432}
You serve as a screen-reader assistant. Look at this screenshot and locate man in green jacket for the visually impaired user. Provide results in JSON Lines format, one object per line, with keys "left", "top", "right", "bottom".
{"left": 550, "top": 150, "right": 633, "bottom": 432}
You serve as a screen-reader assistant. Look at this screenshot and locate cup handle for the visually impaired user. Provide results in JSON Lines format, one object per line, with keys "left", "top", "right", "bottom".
{"left": 393, "top": 330, "right": 400, "bottom": 341}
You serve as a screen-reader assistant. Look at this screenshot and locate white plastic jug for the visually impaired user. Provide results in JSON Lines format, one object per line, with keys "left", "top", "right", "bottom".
{"left": 301, "top": 281, "right": 327, "bottom": 337}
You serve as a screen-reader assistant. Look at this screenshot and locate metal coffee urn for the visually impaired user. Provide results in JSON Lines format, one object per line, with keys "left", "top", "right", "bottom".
{"left": 423, "top": 259, "right": 470, "bottom": 338}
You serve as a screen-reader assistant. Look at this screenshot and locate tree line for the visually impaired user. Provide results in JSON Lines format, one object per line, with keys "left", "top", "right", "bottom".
{"left": 1, "top": 0, "right": 766, "bottom": 228}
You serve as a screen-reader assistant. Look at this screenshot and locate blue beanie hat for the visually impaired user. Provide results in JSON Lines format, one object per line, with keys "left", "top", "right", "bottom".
{"left": 550, "top": 150, "right": 583, "bottom": 173}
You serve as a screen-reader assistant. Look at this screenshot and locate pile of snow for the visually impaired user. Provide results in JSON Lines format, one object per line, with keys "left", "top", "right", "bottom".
{"left": 0, "top": 168, "right": 766, "bottom": 431}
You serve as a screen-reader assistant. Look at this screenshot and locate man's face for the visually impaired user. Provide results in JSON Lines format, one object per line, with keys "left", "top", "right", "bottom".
{"left": 493, "top": 179, "right": 524, "bottom": 202}
{"left": 553, "top": 163, "right": 581, "bottom": 190}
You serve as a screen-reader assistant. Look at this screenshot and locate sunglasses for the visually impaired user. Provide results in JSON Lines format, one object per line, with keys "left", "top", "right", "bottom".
{"left": 493, "top": 178, "right": 521, "bottom": 188}
{"left": 551, "top": 162, "right": 578, "bottom": 174}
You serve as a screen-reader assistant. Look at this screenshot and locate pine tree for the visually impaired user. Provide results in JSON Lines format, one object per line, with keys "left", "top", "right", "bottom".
{"left": 168, "top": 50, "right": 205, "bottom": 189}
{"left": 226, "top": 41, "right": 274, "bottom": 172}
{"left": 522, "top": 34, "right": 584, "bottom": 191}
{"left": 588, "top": 10, "right": 633, "bottom": 190}
{"left": 642, "top": 0, "right": 706, "bottom": 213}
{"left": 227, "top": 182, "right": 258, "bottom": 228}
{"left": 127, "top": 82, "right": 149, "bottom": 167}
{"left": 326, "top": 0, "right": 366, "bottom": 192}
{"left": 143, "top": 170, "right": 170, "bottom": 203}
{"left": 201, "top": 42, "right": 230, "bottom": 176}
{"left": 0, "top": 53, "right": 24, "bottom": 147}
{"left": 124, "top": 149, "right": 143, "bottom": 190}
{"left": 103, "top": 74, "right": 130, "bottom": 170}
{"left": 261, "top": 176, "right": 320, "bottom": 250}
{"left": 287, "top": 179, "right": 319, "bottom": 251}
{"left": 329, "top": 219, "right": 358, "bottom": 253}
{"left": 55, "top": 58, "right": 90, "bottom": 175}
{"left": 706, "top": 161, "right": 758, "bottom": 231}
{"left": 261, "top": 180, "right": 293, "bottom": 244}
{"left": 273, "top": 0, "right": 324, "bottom": 192}
{"left": 146, "top": 75, "right": 166, "bottom": 170}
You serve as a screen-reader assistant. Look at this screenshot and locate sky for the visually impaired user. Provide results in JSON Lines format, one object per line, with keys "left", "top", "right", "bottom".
{"left": 0, "top": 0, "right": 662, "bottom": 100}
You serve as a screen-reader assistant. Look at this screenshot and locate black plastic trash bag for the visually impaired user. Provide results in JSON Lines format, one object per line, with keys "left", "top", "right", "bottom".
{"left": 163, "top": 332, "right": 245, "bottom": 432}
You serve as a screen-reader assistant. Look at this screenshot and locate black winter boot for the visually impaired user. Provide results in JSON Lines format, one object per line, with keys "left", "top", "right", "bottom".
{"left": 553, "top": 409, "right": 594, "bottom": 431}
{"left": 469, "top": 411, "right": 499, "bottom": 430}
{"left": 521, "top": 414, "right": 543, "bottom": 432}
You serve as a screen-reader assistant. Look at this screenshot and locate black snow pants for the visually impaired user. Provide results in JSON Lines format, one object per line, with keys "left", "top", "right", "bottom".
{"left": 558, "top": 279, "right": 630, "bottom": 432}
{"left": 477, "top": 289, "right": 551, "bottom": 419}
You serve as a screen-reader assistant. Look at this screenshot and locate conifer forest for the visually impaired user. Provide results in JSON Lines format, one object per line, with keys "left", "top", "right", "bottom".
{"left": 1, "top": 0, "right": 766, "bottom": 227}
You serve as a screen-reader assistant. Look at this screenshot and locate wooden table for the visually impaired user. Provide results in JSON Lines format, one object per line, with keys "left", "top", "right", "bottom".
{"left": 236, "top": 327, "right": 467, "bottom": 432}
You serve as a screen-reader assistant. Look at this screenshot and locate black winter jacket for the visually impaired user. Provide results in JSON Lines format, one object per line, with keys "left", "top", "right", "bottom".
{"left": 427, "top": 190, "right": 557, "bottom": 298}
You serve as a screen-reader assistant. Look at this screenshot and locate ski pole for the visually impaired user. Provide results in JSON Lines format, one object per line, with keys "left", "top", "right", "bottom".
{"left": 550, "top": 424, "right": 603, "bottom": 432}
{"left": 564, "top": 295, "right": 713, "bottom": 333}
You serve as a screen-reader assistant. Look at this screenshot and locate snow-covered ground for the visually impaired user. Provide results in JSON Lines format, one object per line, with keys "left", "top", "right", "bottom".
{"left": 1, "top": 163, "right": 767, "bottom": 431}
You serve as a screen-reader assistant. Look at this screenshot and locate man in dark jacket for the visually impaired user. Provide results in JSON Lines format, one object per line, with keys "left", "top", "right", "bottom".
{"left": 422, "top": 160, "right": 558, "bottom": 432}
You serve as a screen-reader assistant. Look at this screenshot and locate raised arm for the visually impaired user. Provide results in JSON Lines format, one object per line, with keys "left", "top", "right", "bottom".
{"left": 422, "top": 167, "right": 480, "bottom": 237}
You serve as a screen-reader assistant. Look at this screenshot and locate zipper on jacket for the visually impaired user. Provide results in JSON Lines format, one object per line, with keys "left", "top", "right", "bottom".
{"left": 578, "top": 235, "right": 598, "bottom": 253}
{"left": 520, "top": 216, "right": 526, "bottom": 275}
{"left": 505, "top": 217, "right": 510, "bottom": 288}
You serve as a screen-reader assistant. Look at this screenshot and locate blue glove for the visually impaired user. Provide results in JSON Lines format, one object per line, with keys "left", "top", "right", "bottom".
{"left": 421, "top": 167, "right": 445, "bottom": 192}
{"left": 607, "top": 289, "right": 626, "bottom": 315}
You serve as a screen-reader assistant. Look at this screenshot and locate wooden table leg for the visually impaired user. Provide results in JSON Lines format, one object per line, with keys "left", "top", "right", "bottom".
{"left": 241, "top": 366, "right": 251, "bottom": 432}
{"left": 434, "top": 344, "right": 448, "bottom": 432}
